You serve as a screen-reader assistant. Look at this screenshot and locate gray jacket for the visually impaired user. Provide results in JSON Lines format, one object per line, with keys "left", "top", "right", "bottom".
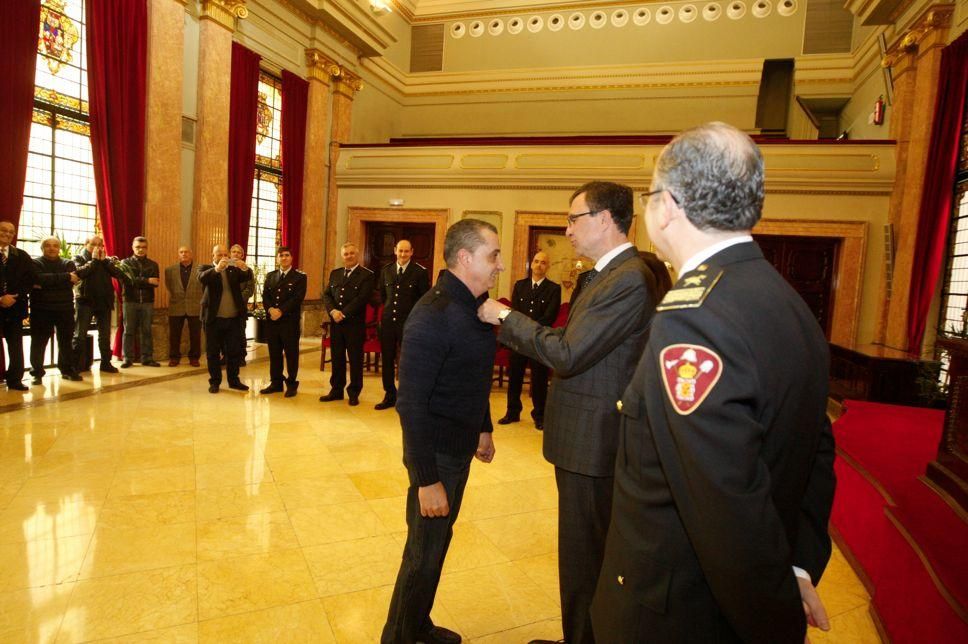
{"left": 165, "top": 263, "right": 203, "bottom": 317}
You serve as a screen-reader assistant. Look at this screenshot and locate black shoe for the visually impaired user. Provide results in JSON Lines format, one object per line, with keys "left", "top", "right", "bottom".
{"left": 64, "top": 373, "right": 83, "bottom": 382}
{"left": 260, "top": 384, "right": 284, "bottom": 394}
{"left": 374, "top": 397, "right": 396, "bottom": 410}
{"left": 526, "top": 640, "right": 564, "bottom": 644}
{"left": 7, "top": 382, "right": 29, "bottom": 391}
{"left": 534, "top": 420, "right": 544, "bottom": 430}
{"left": 120, "top": 361, "right": 133, "bottom": 368}
{"left": 209, "top": 385, "right": 220, "bottom": 394}
{"left": 497, "top": 414, "right": 520, "bottom": 425}
{"left": 239, "top": 359, "right": 247, "bottom": 366}
{"left": 31, "top": 377, "right": 43, "bottom": 385}
{"left": 348, "top": 396, "right": 360, "bottom": 406}
{"left": 284, "top": 387, "right": 297, "bottom": 398}
{"left": 143, "top": 360, "right": 161, "bottom": 367}
{"left": 100, "top": 363, "right": 119, "bottom": 373}
{"left": 418, "top": 626, "right": 462, "bottom": 644}
{"left": 319, "top": 392, "right": 343, "bottom": 402}
{"left": 228, "top": 381, "right": 249, "bottom": 392}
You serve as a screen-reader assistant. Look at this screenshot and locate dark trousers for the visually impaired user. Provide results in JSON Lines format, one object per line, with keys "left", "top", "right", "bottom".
{"left": 556, "top": 467, "right": 614, "bottom": 644}
{"left": 329, "top": 321, "right": 364, "bottom": 397}
{"left": 73, "top": 303, "right": 112, "bottom": 370}
{"left": 205, "top": 317, "right": 243, "bottom": 386}
{"left": 1, "top": 313, "right": 26, "bottom": 386}
{"left": 238, "top": 316, "right": 248, "bottom": 362}
{"left": 267, "top": 317, "right": 300, "bottom": 386}
{"left": 506, "top": 351, "right": 550, "bottom": 422}
{"left": 30, "top": 308, "right": 76, "bottom": 377}
{"left": 380, "top": 320, "right": 403, "bottom": 397}
{"left": 168, "top": 315, "right": 201, "bottom": 360}
{"left": 122, "top": 301, "right": 154, "bottom": 362}
{"left": 383, "top": 453, "right": 472, "bottom": 644}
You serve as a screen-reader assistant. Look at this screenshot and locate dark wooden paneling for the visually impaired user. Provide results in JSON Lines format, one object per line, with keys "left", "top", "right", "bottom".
{"left": 364, "top": 222, "right": 436, "bottom": 278}
{"left": 755, "top": 234, "right": 838, "bottom": 337}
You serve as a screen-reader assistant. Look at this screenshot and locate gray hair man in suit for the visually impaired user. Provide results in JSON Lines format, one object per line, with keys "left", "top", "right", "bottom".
{"left": 479, "top": 181, "right": 659, "bottom": 644}
{"left": 165, "top": 246, "right": 203, "bottom": 366}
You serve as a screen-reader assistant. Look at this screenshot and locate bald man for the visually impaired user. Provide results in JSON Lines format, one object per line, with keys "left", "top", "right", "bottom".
{"left": 199, "top": 244, "right": 253, "bottom": 393}
{"left": 165, "top": 246, "right": 203, "bottom": 367}
{"left": 497, "top": 251, "right": 560, "bottom": 430}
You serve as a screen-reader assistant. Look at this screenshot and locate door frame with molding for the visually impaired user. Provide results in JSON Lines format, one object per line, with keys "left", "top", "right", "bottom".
{"left": 347, "top": 207, "right": 450, "bottom": 282}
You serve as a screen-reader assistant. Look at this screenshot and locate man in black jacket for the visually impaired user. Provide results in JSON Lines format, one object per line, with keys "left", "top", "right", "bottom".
{"left": 320, "top": 242, "right": 375, "bottom": 406}
{"left": 120, "top": 236, "right": 161, "bottom": 367}
{"left": 199, "top": 243, "right": 253, "bottom": 393}
{"left": 259, "top": 246, "right": 306, "bottom": 397}
{"left": 498, "top": 251, "right": 561, "bottom": 430}
{"left": 0, "top": 221, "right": 37, "bottom": 391}
{"left": 72, "top": 235, "right": 122, "bottom": 374}
{"left": 382, "top": 219, "right": 500, "bottom": 644}
{"left": 375, "top": 239, "right": 430, "bottom": 410}
{"left": 30, "top": 237, "right": 82, "bottom": 384}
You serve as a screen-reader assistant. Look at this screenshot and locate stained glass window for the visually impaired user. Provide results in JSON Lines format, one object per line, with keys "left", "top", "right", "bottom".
{"left": 20, "top": 0, "right": 97, "bottom": 258}
{"left": 247, "top": 71, "right": 284, "bottom": 283}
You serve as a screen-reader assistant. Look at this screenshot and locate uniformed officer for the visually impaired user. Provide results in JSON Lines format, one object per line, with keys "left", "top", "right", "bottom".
{"left": 375, "top": 239, "right": 430, "bottom": 410}
{"left": 320, "top": 242, "right": 376, "bottom": 406}
{"left": 590, "top": 122, "right": 835, "bottom": 643}
{"left": 497, "top": 251, "right": 561, "bottom": 429}
{"left": 259, "top": 246, "right": 307, "bottom": 397}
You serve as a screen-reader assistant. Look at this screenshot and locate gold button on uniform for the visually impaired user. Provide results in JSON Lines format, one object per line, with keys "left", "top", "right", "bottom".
{"left": 616, "top": 400, "right": 623, "bottom": 412}
{"left": 617, "top": 575, "right": 624, "bottom": 585}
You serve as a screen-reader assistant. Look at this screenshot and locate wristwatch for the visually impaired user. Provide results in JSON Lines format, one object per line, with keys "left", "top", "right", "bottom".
{"left": 497, "top": 308, "right": 512, "bottom": 323}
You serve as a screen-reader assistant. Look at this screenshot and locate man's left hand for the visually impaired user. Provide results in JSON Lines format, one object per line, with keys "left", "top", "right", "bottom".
{"left": 475, "top": 432, "right": 495, "bottom": 463}
{"left": 798, "top": 575, "right": 830, "bottom": 641}
{"left": 235, "top": 260, "right": 249, "bottom": 272}
{"left": 268, "top": 307, "right": 282, "bottom": 321}
{"left": 478, "top": 299, "right": 508, "bottom": 325}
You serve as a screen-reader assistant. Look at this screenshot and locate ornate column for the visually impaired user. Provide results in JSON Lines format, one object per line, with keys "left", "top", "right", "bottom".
{"left": 876, "top": 5, "right": 953, "bottom": 351}
{"left": 144, "top": 0, "right": 187, "bottom": 310}
{"left": 323, "top": 67, "right": 364, "bottom": 273}
{"left": 191, "top": 0, "right": 248, "bottom": 259}
{"left": 301, "top": 49, "right": 339, "bottom": 302}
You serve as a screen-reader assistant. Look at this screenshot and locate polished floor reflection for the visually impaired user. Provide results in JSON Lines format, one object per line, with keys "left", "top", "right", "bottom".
{"left": 0, "top": 345, "right": 880, "bottom": 642}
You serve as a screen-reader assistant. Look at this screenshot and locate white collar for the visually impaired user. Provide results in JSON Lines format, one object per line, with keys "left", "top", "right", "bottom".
{"left": 396, "top": 261, "right": 409, "bottom": 271}
{"left": 679, "top": 235, "right": 754, "bottom": 275}
{"left": 532, "top": 277, "right": 545, "bottom": 287}
{"left": 594, "top": 242, "right": 634, "bottom": 272}
{"left": 344, "top": 264, "right": 358, "bottom": 274}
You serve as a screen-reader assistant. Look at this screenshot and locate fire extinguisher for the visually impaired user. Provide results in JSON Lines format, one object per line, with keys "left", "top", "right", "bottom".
{"left": 873, "top": 95, "right": 885, "bottom": 126}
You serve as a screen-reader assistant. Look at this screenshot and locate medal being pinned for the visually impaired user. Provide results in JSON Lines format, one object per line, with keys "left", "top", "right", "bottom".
{"left": 659, "top": 344, "right": 723, "bottom": 415}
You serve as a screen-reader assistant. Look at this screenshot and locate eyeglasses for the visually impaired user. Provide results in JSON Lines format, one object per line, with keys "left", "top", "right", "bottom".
{"left": 640, "top": 189, "right": 681, "bottom": 208}
{"left": 566, "top": 210, "right": 602, "bottom": 225}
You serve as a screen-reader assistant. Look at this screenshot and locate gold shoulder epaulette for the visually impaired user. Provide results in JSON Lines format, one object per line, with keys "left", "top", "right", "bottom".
{"left": 656, "top": 266, "right": 723, "bottom": 312}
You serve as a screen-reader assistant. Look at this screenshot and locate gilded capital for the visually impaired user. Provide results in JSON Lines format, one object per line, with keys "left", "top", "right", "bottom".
{"left": 882, "top": 4, "right": 953, "bottom": 67}
{"left": 305, "top": 49, "right": 342, "bottom": 84}
{"left": 334, "top": 68, "right": 364, "bottom": 98}
{"left": 200, "top": 0, "right": 248, "bottom": 30}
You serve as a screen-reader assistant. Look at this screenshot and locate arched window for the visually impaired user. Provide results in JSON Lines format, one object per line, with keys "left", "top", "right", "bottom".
{"left": 20, "top": 0, "right": 98, "bottom": 258}
{"left": 247, "top": 70, "right": 283, "bottom": 278}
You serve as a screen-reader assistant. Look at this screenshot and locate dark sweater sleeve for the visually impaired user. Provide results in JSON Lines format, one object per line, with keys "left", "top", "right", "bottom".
{"left": 396, "top": 305, "right": 450, "bottom": 487}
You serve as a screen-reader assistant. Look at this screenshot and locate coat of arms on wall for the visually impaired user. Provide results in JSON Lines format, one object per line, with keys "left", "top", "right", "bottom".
{"left": 39, "top": 0, "right": 79, "bottom": 75}
{"left": 256, "top": 91, "right": 272, "bottom": 144}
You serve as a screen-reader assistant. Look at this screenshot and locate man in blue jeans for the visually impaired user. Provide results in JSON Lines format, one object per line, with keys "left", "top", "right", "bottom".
{"left": 382, "top": 219, "right": 501, "bottom": 644}
{"left": 120, "top": 236, "right": 161, "bottom": 367}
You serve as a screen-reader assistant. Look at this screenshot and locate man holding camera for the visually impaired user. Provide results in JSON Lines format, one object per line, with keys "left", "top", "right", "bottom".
{"left": 199, "top": 243, "right": 253, "bottom": 393}
{"left": 72, "top": 235, "right": 123, "bottom": 374}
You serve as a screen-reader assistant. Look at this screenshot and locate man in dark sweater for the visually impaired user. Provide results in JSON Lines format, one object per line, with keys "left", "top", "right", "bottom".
{"left": 0, "top": 221, "right": 37, "bottom": 391}
{"left": 72, "top": 235, "right": 122, "bottom": 374}
{"left": 382, "top": 219, "right": 502, "bottom": 644}
{"left": 120, "top": 236, "right": 161, "bottom": 367}
{"left": 30, "top": 237, "right": 82, "bottom": 384}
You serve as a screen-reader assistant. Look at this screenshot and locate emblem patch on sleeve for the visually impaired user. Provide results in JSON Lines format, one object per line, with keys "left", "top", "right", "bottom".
{"left": 659, "top": 344, "right": 723, "bottom": 415}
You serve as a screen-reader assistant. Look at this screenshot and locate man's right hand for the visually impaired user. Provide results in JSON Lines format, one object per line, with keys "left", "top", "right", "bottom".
{"left": 216, "top": 258, "right": 229, "bottom": 272}
{"left": 69, "top": 272, "right": 80, "bottom": 285}
{"left": 0, "top": 294, "right": 17, "bottom": 308}
{"left": 418, "top": 482, "right": 449, "bottom": 518}
{"left": 269, "top": 307, "right": 282, "bottom": 321}
{"left": 330, "top": 310, "right": 345, "bottom": 323}
{"left": 147, "top": 277, "right": 160, "bottom": 286}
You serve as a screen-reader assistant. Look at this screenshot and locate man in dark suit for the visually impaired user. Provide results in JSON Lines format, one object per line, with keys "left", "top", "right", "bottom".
{"left": 320, "top": 242, "right": 375, "bottom": 406}
{"left": 480, "top": 181, "right": 658, "bottom": 644}
{"left": 259, "top": 246, "right": 306, "bottom": 398}
{"left": 375, "top": 239, "right": 430, "bottom": 410}
{"left": 0, "top": 221, "right": 37, "bottom": 391}
{"left": 73, "top": 235, "right": 123, "bottom": 374}
{"left": 590, "top": 123, "right": 835, "bottom": 643}
{"left": 498, "top": 250, "right": 561, "bottom": 430}
{"left": 198, "top": 243, "right": 253, "bottom": 394}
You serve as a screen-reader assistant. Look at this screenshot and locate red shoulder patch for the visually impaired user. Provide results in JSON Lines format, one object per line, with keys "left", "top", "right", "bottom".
{"left": 659, "top": 344, "right": 723, "bottom": 415}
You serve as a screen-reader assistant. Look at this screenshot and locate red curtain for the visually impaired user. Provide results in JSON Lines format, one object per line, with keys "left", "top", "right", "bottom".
{"left": 228, "top": 43, "right": 261, "bottom": 251}
{"left": 907, "top": 31, "right": 968, "bottom": 352}
{"left": 0, "top": 0, "right": 41, "bottom": 231}
{"left": 281, "top": 70, "right": 308, "bottom": 267}
{"left": 86, "top": 0, "right": 148, "bottom": 355}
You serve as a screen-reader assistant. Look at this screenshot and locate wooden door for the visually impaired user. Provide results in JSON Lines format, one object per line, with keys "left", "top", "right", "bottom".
{"left": 363, "top": 222, "right": 436, "bottom": 278}
{"left": 754, "top": 234, "right": 838, "bottom": 338}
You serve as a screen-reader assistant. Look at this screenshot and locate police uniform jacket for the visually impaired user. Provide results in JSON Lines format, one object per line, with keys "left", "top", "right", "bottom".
{"left": 0, "top": 246, "right": 37, "bottom": 319}
{"left": 198, "top": 264, "right": 253, "bottom": 324}
{"left": 262, "top": 269, "right": 307, "bottom": 322}
{"left": 377, "top": 261, "right": 430, "bottom": 325}
{"left": 591, "top": 242, "right": 835, "bottom": 644}
{"left": 323, "top": 265, "right": 375, "bottom": 327}
{"left": 510, "top": 276, "right": 561, "bottom": 326}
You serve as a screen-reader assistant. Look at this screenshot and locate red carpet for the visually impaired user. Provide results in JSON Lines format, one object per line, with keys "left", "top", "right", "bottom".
{"left": 831, "top": 400, "right": 968, "bottom": 643}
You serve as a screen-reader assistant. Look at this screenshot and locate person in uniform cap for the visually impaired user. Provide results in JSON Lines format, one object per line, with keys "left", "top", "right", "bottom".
{"left": 0, "top": 221, "right": 37, "bottom": 391}
{"left": 590, "top": 122, "right": 835, "bottom": 643}
{"left": 259, "top": 246, "right": 306, "bottom": 397}
{"left": 375, "top": 239, "right": 430, "bottom": 410}
{"left": 497, "top": 251, "right": 561, "bottom": 430}
{"left": 320, "top": 242, "right": 375, "bottom": 406}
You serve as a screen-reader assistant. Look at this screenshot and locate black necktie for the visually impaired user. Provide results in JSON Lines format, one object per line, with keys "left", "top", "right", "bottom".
{"left": 344, "top": 268, "right": 351, "bottom": 279}
{"left": 532, "top": 281, "right": 537, "bottom": 291}
{"left": 581, "top": 269, "right": 598, "bottom": 288}
{"left": 398, "top": 266, "right": 403, "bottom": 277}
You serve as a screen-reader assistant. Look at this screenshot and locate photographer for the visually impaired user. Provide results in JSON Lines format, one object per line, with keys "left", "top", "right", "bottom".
{"left": 72, "top": 235, "right": 123, "bottom": 374}
{"left": 199, "top": 243, "right": 253, "bottom": 393}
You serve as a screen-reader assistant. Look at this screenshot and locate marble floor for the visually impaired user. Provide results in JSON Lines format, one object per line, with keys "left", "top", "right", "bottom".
{"left": 0, "top": 343, "right": 880, "bottom": 643}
